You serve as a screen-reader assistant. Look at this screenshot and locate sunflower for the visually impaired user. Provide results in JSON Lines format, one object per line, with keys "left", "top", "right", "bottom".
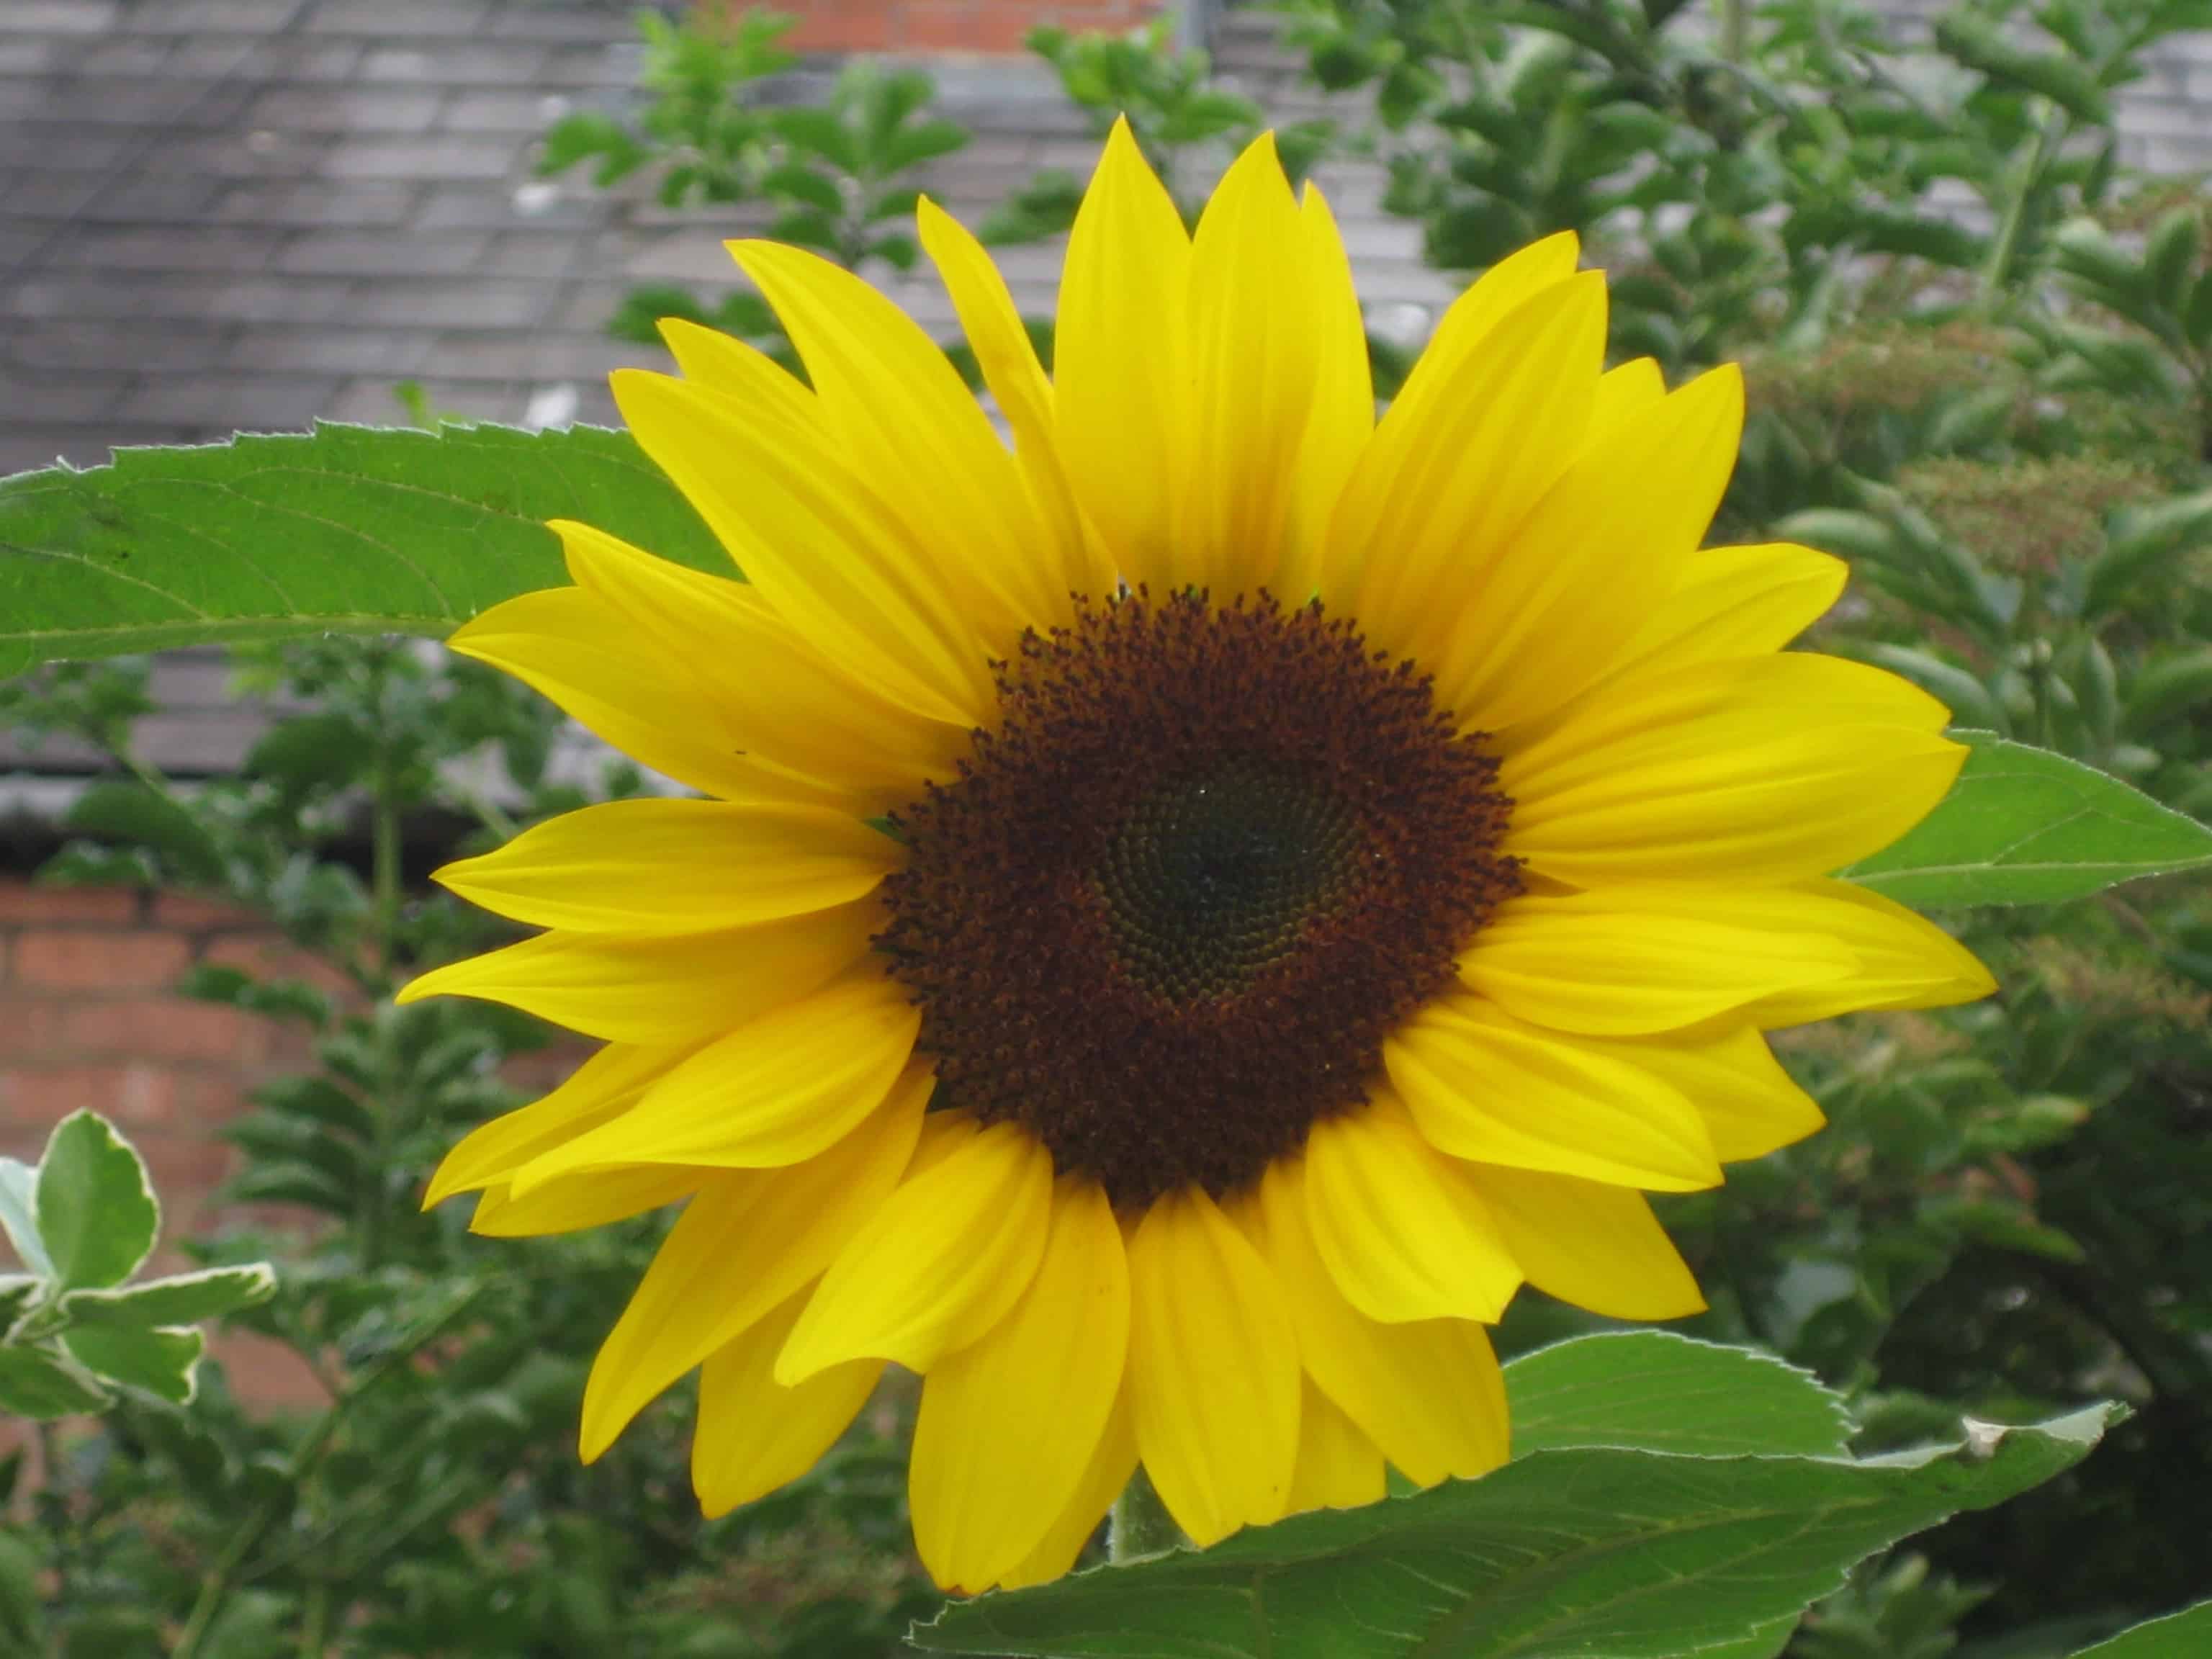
{"left": 405, "top": 120, "right": 1993, "bottom": 1593}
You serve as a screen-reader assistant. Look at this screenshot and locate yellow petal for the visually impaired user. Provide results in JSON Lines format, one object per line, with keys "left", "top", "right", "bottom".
{"left": 1285, "top": 1378, "right": 1387, "bottom": 1515}
{"left": 577, "top": 1073, "right": 925, "bottom": 1459}
{"left": 1179, "top": 132, "right": 1318, "bottom": 597}
{"left": 1126, "top": 1186, "right": 1301, "bottom": 1547}
{"left": 694, "top": 1286, "right": 883, "bottom": 1516}
{"left": 1745, "top": 879, "right": 1997, "bottom": 1026}
{"left": 1384, "top": 232, "right": 1581, "bottom": 439}
{"left": 1588, "top": 541, "right": 1848, "bottom": 693}
{"left": 555, "top": 517, "right": 971, "bottom": 811}
{"left": 1386, "top": 993, "right": 1723, "bottom": 1191}
{"left": 910, "top": 1178, "right": 1130, "bottom": 1591}
{"left": 448, "top": 588, "right": 815, "bottom": 806}
{"left": 1632, "top": 1024, "right": 1826, "bottom": 1162}
{"left": 433, "top": 798, "right": 897, "bottom": 935}
{"left": 512, "top": 974, "right": 920, "bottom": 1184}
{"left": 653, "top": 315, "right": 814, "bottom": 430}
{"left": 776, "top": 1118, "right": 1054, "bottom": 1384}
{"left": 1341, "top": 274, "right": 1606, "bottom": 662}
{"left": 730, "top": 238, "right": 1072, "bottom": 639}
{"left": 611, "top": 367, "right": 992, "bottom": 726}
{"left": 1303, "top": 1097, "right": 1521, "bottom": 1323}
{"left": 1501, "top": 653, "right": 1964, "bottom": 886}
{"left": 1462, "top": 1161, "right": 1707, "bottom": 1320}
{"left": 1286, "top": 183, "right": 1375, "bottom": 603}
{"left": 395, "top": 899, "right": 881, "bottom": 1044}
{"left": 1054, "top": 116, "right": 1191, "bottom": 584}
{"left": 1457, "top": 887, "right": 1857, "bottom": 1037}
{"left": 469, "top": 1166, "right": 698, "bottom": 1236}
{"left": 917, "top": 197, "right": 1112, "bottom": 603}
{"left": 423, "top": 1041, "right": 687, "bottom": 1206}
{"left": 1434, "top": 364, "right": 1745, "bottom": 734}
{"left": 1244, "top": 1163, "right": 1510, "bottom": 1486}
{"left": 994, "top": 1383, "right": 1137, "bottom": 1590}
{"left": 1585, "top": 355, "right": 1666, "bottom": 450}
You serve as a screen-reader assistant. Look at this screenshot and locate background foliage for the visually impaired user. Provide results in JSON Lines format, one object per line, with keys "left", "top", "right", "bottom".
{"left": 4, "top": 0, "right": 2212, "bottom": 1653}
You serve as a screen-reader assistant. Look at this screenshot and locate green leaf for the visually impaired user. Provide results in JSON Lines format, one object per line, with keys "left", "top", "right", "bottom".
{"left": 1508, "top": 1332, "right": 1852, "bottom": 1458}
{"left": 66, "top": 779, "right": 226, "bottom": 884}
{"left": 0, "top": 1279, "right": 39, "bottom": 1331}
{"left": 2085, "top": 488, "right": 2212, "bottom": 617}
{"left": 1843, "top": 732, "right": 2212, "bottom": 904}
{"left": 35, "top": 1110, "right": 158, "bottom": 1292}
{"left": 0, "top": 1530, "right": 43, "bottom": 1651}
{"left": 63, "top": 1323, "right": 204, "bottom": 1406}
{"left": 2123, "top": 646, "right": 2212, "bottom": 736}
{"left": 60, "top": 1264, "right": 276, "bottom": 1329}
{"left": 2069, "top": 1601, "right": 2212, "bottom": 1657}
{"left": 0, "top": 1162, "right": 50, "bottom": 1281}
{"left": 912, "top": 1404, "right": 2118, "bottom": 1658}
{"left": 0, "top": 423, "right": 725, "bottom": 676}
{"left": 1934, "top": 14, "right": 2111, "bottom": 122}
{"left": 0, "top": 1344, "right": 111, "bottom": 1418}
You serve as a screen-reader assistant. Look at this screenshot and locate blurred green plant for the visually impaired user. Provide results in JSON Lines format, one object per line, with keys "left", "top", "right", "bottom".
{"left": 539, "top": 6, "right": 969, "bottom": 361}
{"left": 0, "top": 1110, "right": 274, "bottom": 1422}
{"left": 0, "top": 642, "right": 935, "bottom": 1658}
{"left": 978, "top": 17, "right": 1333, "bottom": 243}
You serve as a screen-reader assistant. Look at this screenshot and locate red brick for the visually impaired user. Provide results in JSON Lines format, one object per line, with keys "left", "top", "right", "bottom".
{"left": 2, "top": 1063, "right": 179, "bottom": 1131}
{"left": 208, "top": 1329, "right": 332, "bottom": 1410}
{"left": 0, "top": 882, "right": 143, "bottom": 926}
{"left": 0, "top": 1001, "right": 67, "bottom": 1061}
{"left": 151, "top": 891, "right": 261, "bottom": 930}
{"left": 14, "top": 930, "right": 191, "bottom": 991}
{"left": 199, "top": 932, "right": 361, "bottom": 1002}
{"left": 60, "top": 999, "right": 258, "bottom": 1066}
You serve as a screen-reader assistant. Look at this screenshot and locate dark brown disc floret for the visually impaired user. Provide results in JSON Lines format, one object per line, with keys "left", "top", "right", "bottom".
{"left": 874, "top": 589, "right": 1520, "bottom": 1210}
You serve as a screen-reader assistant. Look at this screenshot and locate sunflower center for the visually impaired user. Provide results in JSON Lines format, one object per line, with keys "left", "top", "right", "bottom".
{"left": 875, "top": 589, "right": 1521, "bottom": 1210}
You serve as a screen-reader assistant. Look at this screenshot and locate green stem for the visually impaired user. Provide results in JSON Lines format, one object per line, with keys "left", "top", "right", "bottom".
{"left": 1107, "top": 1467, "right": 1186, "bottom": 1563}
{"left": 1716, "top": 0, "right": 1747, "bottom": 63}
{"left": 297, "top": 1581, "right": 331, "bottom": 1659}
{"left": 1978, "top": 114, "right": 2062, "bottom": 309}
{"left": 169, "top": 1285, "right": 482, "bottom": 1659}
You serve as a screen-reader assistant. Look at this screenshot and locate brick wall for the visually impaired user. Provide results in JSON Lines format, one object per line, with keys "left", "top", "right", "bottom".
{"left": 769, "top": 0, "right": 1166, "bottom": 57}
{"left": 0, "top": 878, "right": 318, "bottom": 1238}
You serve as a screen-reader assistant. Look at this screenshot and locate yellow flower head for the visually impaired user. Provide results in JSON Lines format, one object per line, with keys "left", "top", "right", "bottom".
{"left": 404, "top": 120, "right": 1994, "bottom": 1593}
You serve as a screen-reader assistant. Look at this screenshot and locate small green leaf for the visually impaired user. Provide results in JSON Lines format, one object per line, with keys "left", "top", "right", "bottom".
{"left": 0, "top": 1279, "right": 40, "bottom": 1331}
{"left": 0, "top": 1345, "right": 112, "bottom": 1419}
{"left": 2069, "top": 1601, "right": 2212, "bottom": 1657}
{"left": 2086, "top": 488, "right": 2212, "bottom": 616}
{"left": 63, "top": 1323, "right": 204, "bottom": 1406}
{"left": 66, "top": 780, "right": 226, "bottom": 884}
{"left": 2123, "top": 647, "right": 2212, "bottom": 736}
{"left": 1844, "top": 733, "right": 2212, "bottom": 904}
{"left": 60, "top": 1264, "right": 276, "bottom": 1329}
{"left": 912, "top": 1404, "right": 2118, "bottom": 1658}
{"left": 0, "top": 1530, "right": 43, "bottom": 1651}
{"left": 35, "top": 1111, "right": 158, "bottom": 1292}
{"left": 0, "top": 423, "right": 727, "bottom": 675}
{"left": 1508, "top": 1331, "right": 1852, "bottom": 1459}
{"left": 0, "top": 1162, "right": 50, "bottom": 1281}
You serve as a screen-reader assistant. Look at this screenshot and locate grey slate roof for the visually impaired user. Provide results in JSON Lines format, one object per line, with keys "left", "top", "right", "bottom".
{"left": 0, "top": 0, "right": 2207, "bottom": 787}
{"left": 0, "top": 0, "right": 1451, "bottom": 485}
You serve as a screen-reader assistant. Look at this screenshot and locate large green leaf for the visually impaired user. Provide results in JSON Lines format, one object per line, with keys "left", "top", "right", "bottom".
{"left": 0, "top": 423, "right": 724, "bottom": 676}
{"left": 1507, "top": 1331, "right": 1851, "bottom": 1458}
{"left": 913, "top": 1331, "right": 2116, "bottom": 1659}
{"left": 1843, "top": 732, "right": 2212, "bottom": 905}
{"left": 34, "top": 1111, "right": 158, "bottom": 1293}
{"left": 2070, "top": 1601, "right": 2212, "bottom": 1658}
